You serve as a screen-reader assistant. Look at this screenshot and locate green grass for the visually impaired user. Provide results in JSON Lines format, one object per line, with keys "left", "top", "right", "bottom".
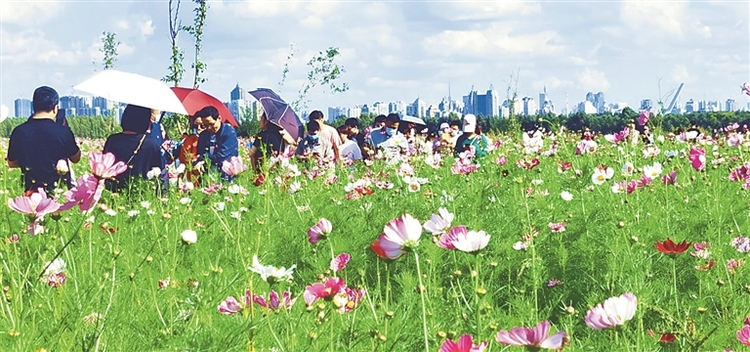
{"left": 0, "top": 132, "right": 748, "bottom": 351}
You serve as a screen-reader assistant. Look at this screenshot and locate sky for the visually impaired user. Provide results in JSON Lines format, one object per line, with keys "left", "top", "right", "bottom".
{"left": 1, "top": 0, "right": 750, "bottom": 117}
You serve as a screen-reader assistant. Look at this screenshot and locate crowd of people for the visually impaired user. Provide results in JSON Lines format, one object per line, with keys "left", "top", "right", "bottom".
{"left": 5, "top": 86, "right": 491, "bottom": 195}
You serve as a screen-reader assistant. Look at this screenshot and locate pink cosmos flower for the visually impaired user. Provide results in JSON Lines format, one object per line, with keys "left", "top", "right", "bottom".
{"left": 548, "top": 222, "right": 566, "bottom": 233}
{"left": 60, "top": 174, "right": 104, "bottom": 213}
{"left": 738, "top": 325, "right": 750, "bottom": 346}
{"left": 304, "top": 277, "right": 347, "bottom": 306}
{"left": 689, "top": 147, "right": 706, "bottom": 172}
{"left": 585, "top": 292, "right": 637, "bottom": 329}
{"left": 253, "top": 290, "right": 296, "bottom": 311}
{"left": 691, "top": 242, "right": 711, "bottom": 258}
{"left": 496, "top": 156, "right": 507, "bottom": 166}
{"left": 8, "top": 188, "right": 61, "bottom": 220}
{"left": 8, "top": 234, "right": 19, "bottom": 243}
{"left": 435, "top": 225, "right": 463, "bottom": 250}
{"left": 423, "top": 208, "right": 454, "bottom": 235}
{"left": 440, "top": 334, "right": 488, "bottom": 352}
{"left": 496, "top": 320, "right": 568, "bottom": 350}
{"left": 450, "top": 226, "right": 490, "bottom": 253}
{"left": 330, "top": 253, "right": 351, "bottom": 272}
{"left": 332, "top": 286, "right": 366, "bottom": 313}
{"left": 727, "top": 259, "right": 745, "bottom": 274}
{"left": 221, "top": 156, "right": 248, "bottom": 176}
{"left": 47, "top": 272, "right": 66, "bottom": 287}
{"left": 89, "top": 152, "right": 127, "bottom": 179}
{"left": 741, "top": 82, "right": 750, "bottom": 97}
{"left": 661, "top": 170, "right": 678, "bottom": 186}
{"left": 218, "top": 289, "right": 252, "bottom": 314}
{"left": 307, "top": 218, "right": 332, "bottom": 244}
{"left": 370, "top": 214, "right": 423, "bottom": 259}
{"left": 516, "top": 158, "right": 540, "bottom": 170}
{"left": 638, "top": 110, "right": 651, "bottom": 126}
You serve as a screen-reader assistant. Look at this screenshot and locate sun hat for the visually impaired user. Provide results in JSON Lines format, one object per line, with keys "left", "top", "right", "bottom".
{"left": 463, "top": 114, "right": 477, "bottom": 133}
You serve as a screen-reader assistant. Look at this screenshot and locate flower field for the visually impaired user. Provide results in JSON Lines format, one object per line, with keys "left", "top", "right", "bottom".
{"left": 1, "top": 126, "right": 749, "bottom": 352}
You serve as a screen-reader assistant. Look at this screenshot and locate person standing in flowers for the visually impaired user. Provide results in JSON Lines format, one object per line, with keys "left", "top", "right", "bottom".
{"left": 177, "top": 115, "right": 204, "bottom": 186}
{"left": 309, "top": 110, "right": 342, "bottom": 164}
{"left": 7, "top": 86, "right": 81, "bottom": 194}
{"left": 368, "top": 113, "right": 408, "bottom": 150}
{"left": 194, "top": 106, "right": 239, "bottom": 182}
{"left": 102, "top": 104, "right": 163, "bottom": 191}
{"left": 296, "top": 120, "right": 322, "bottom": 162}
{"left": 454, "top": 114, "right": 489, "bottom": 157}
{"left": 337, "top": 125, "right": 363, "bottom": 162}
{"left": 248, "top": 113, "right": 287, "bottom": 173}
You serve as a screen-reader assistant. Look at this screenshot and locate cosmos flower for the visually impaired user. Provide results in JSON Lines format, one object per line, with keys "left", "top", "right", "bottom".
{"left": 248, "top": 255, "right": 296, "bottom": 283}
{"left": 89, "top": 152, "right": 127, "bottom": 179}
{"left": 584, "top": 292, "right": 637, "bottom": 329}
{"left": 440, "top": 334, "right": 488, "bottom": 352}
{"left": 655, "top": 238, "right": 691, "bottom": 255}
{"left": 221, "top": 156, "right": 248, "bottom": 177}
{"left": 370, "top": 214, "right": 423, "bottom": 259}
{"left": 496, "top": 320, "right": 568, "bottom": 350}
{"left": 423, "top": 208, "right": 454, "bottom": 235}
{"left": 307, "top": 218, "right": 332, "bottom": 244}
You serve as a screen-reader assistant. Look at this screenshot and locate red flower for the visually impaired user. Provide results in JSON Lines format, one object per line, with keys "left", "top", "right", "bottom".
{"left": 659, "top": 333, "right": 676, "bottom": 344}
{"left": 655, "top": 238, "right": 691, "bottom": 255}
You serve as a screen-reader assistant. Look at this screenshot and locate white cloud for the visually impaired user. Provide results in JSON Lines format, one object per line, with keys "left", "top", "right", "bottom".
{"left": 577, "top": 68, "right": 610, "bottom": 91}
{"left": 570, "top": 56, "right": 598, "bottom": 66}
{"left": 117, "top": 20, "right": 130, "bottom": 30}
{"left": 690, "top": 21, "right": 711, "bottom": 38}
{"left": 138, "top": 19, "right": 155, "bottom": 36}
{"left": 427, "top": 2, "right": 541, "bottom": 21}
{"left": 620, "top": 1, "right": 684, "bottom": 36}
{"left": 0, "top": 2, "right": 62, "bottom": 25}
{"left": 533, "top": 76, "right": 573, "bottom": 91}
{"left": 345, "top": 24, "right": 401, "bottom": 50}
{"left": 422, "top": 25, "right": 563, "bottom": 58}
{"left": 670, "top": 64, "right": 695, "bottom": 83}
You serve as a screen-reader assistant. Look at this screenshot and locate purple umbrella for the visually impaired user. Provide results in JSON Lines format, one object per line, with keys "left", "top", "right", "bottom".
{"left": 248, "top": 88, "right": 302, "bottom": 141}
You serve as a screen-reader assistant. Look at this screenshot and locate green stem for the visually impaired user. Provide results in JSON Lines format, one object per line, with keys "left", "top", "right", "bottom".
{"left": 672, "top": 258, "right": 679, "bottom": 314}
{"left": 474, "top": 254, "right": 481, "bottom": 333}
{"left": 414, "top": 251, "right": 430, "bottom": 352}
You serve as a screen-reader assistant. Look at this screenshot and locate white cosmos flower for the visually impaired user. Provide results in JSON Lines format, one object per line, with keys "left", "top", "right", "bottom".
{"left": 104, "top": 209, "right": 117, "bottom": 216}
{"left": 560, "top": 191, "right": 573, "bottom": 201}
{"left": 642, "top": 162, "right": 663, "bottom": 179}
{"left": 42, "top": 258, "right": 66, "bottom": 277}
{"left": 179, "top": 197, "right": 191, "bottom": 205}
{"left": 140, "top": 201, "right": 151, "bottom": 209}
{"left": 621, "top": 162, "right": 635, "bottom": 176}
{"left": 591, "top": 166, "right": 614, "bottom": 185}
{"left": 423, "top": 208, "right": 454, "bottom": 235}
{"left": 248, "top": 255, "right": 296, "bottom": 282}
{"left": 451, "top": 228, "right": 490, "bottom": 253}
{"left": 180, "top": 229, "right": 197, "bottom": 244}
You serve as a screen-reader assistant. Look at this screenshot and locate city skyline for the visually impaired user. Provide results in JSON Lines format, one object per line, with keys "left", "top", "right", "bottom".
{"left": 2, "top": 1, "right": 749, "bottom": 117}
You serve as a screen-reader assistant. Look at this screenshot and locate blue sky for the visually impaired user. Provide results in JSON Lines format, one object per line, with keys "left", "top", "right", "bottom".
{"left": 1, "top": 0, "right": 749, "bottom": 117}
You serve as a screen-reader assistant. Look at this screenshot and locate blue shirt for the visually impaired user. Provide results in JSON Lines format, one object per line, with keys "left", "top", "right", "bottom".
{"left": 197, "top": 123, "right": 239, "bottom": 180}
{"left": 7, "top": 118, "right": 80, "bottom": 192}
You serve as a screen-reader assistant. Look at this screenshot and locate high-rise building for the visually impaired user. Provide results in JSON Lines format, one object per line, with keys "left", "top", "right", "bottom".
{"left": 407, "top": 98, "right": 427, "bottom": 117}
{"left": 522, "top": 97, "right": 536, "bottom": 116}
{"left": 230, "top": 84, "right": 246, "bottom": 101}
{"left": 462, "top": 86, "right": 499, "bottom": 117}
{"left": 348, "top": 106, "right": 362, "bottom": 119}
{"left": 726, "top": 99, "right": 736, "bottom": 112}
{"left": 372, "top": 101, "right": 389, "bottom": 116}
{"left": 538, "top": 87, "right": 554, "bottom": 114}
{"left": 328, "top": 107, "right": 348, "bottom": 121}
{"left": 685, "top": 99, "right": 695, "bottom": 113}
{"left": 639, "top": 99, "right": 653, "bottom": 111}
{"left": 388, "top": 101, "right": 407, "bottom": 116}
{"left": 14, "top": 98, "right": 32, "bottom": 118}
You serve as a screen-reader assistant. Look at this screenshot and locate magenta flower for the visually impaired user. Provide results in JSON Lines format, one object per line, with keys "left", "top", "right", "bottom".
{"left": 221, "top": 156, "right": 248, "bottom": 177}
{"left": 661, "top": 170, "right": 678, "bottom": 186}
{"left": 60, "top": 174, "right": 104, "bottom": 213}
{"left": 8, "top": 188, "right": 61, "bottom": 220}
{"left": 47, "top": 273, "right": 66, "bottom": 287}
{"left": 370, "top": 214, "right": 423, "bottom": 259}
{"left": 548, "top": 222, "right": 566, "bottom": 233}
{"left": 738, "top": 325, "right": 750, "bottom": 346}
{"left": 496, "top": 156, "right": 507, "bottom": 166}
{"left": 689, "top": 147, "right": 706, "bottom": 172}
{"left": 218, "top": 289, "right": 252, "bottom": 315}
{"left": 89, "top": 152, "right": 127, "bottom": 179}
{"left": 304, "top": 277, "right": 346, "bottom": 306}
{"left": 330, "top": 253, "right": 351, "bottom": 272}
{"left": 435, "top": 226, "right": 462, "bottom": 249}
{"left": 307, "top": 218, "right": 332, "bottom": 244}
{"left": 253, "top": 290, "right": 296, "bottom": 311}
{"left": 496, "top": 320, "right": 568, "bottom": 350}
{"left": 727, "top": 259, "right": 745, "bottom": 274}
{"left": 450, "top": 226, "right": 490, "bottom": 253}
{"left": 585, "top": 292, "right": 637, "bottom": 329}
{"left": 440, "top": 334, "right": 488, "bottom": 352}
{"left": 423, "top": 208, "right": 454, "bottom": 235}
{"left": 637, "top": 110, "right": 651, "bottom": 126}
{"left": 332, "top": 286, "right": 366, "bottom": 314}
{"left": 690, "top": 242, "right": 711, "bottom": 258}
{"left": 8, "top": 234, "right": 19, "bottom": 243}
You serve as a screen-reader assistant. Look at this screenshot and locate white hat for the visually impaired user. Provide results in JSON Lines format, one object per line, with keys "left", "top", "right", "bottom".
{"left": 463, "top": 114, "right": 476, "bottom": 133}
{"left": 439, "top": 122, "right": 450, "bottom": 130}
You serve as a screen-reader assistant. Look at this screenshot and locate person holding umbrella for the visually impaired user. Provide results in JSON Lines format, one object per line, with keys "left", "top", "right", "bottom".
{"left": 248, "top": 113, "right": 288, "bottom": 173}
{"left": 194, "top": 106, "right": 239, "bottom": 182}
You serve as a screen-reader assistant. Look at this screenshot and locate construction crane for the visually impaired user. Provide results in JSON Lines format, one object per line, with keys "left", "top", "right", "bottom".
{"left": 659, "top": 82, "right": 685, "bottom": 114}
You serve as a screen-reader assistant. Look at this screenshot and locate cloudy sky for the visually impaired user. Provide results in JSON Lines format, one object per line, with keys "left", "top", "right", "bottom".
{"left": 1, "top": 0, "right": 749, "bottom": 117}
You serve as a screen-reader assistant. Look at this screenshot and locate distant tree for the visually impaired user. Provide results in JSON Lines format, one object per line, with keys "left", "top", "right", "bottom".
{"left": 164, "top": 0, "right": 186, "bottom": 87}
{"left": 100, "top": 32, "right": 120, "bottom": 70}
{"left": 183, "top": 0, "right": 209, "bottom": 88}
{"left": 292, "top": 47, "right": 349, "bottom": 112}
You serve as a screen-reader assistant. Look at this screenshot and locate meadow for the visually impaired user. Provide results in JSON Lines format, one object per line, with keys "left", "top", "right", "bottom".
{"left": 0, "top": 126, "right": 748, "bottom": 352}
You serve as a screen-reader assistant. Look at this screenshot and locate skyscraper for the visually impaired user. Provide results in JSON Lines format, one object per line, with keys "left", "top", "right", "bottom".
{"left": 14, "top": 98, "right": 32, "bottom": 118}
{"left": 230, "top": 84, "right": 245, "bottom": 101}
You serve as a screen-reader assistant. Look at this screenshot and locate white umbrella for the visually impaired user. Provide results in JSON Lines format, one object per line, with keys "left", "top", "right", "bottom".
{"left": 402, "top": 115, "right": 426, "bottom": 125}
{"left": 73, "top": 70, "right": 188, "bottom": 114}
